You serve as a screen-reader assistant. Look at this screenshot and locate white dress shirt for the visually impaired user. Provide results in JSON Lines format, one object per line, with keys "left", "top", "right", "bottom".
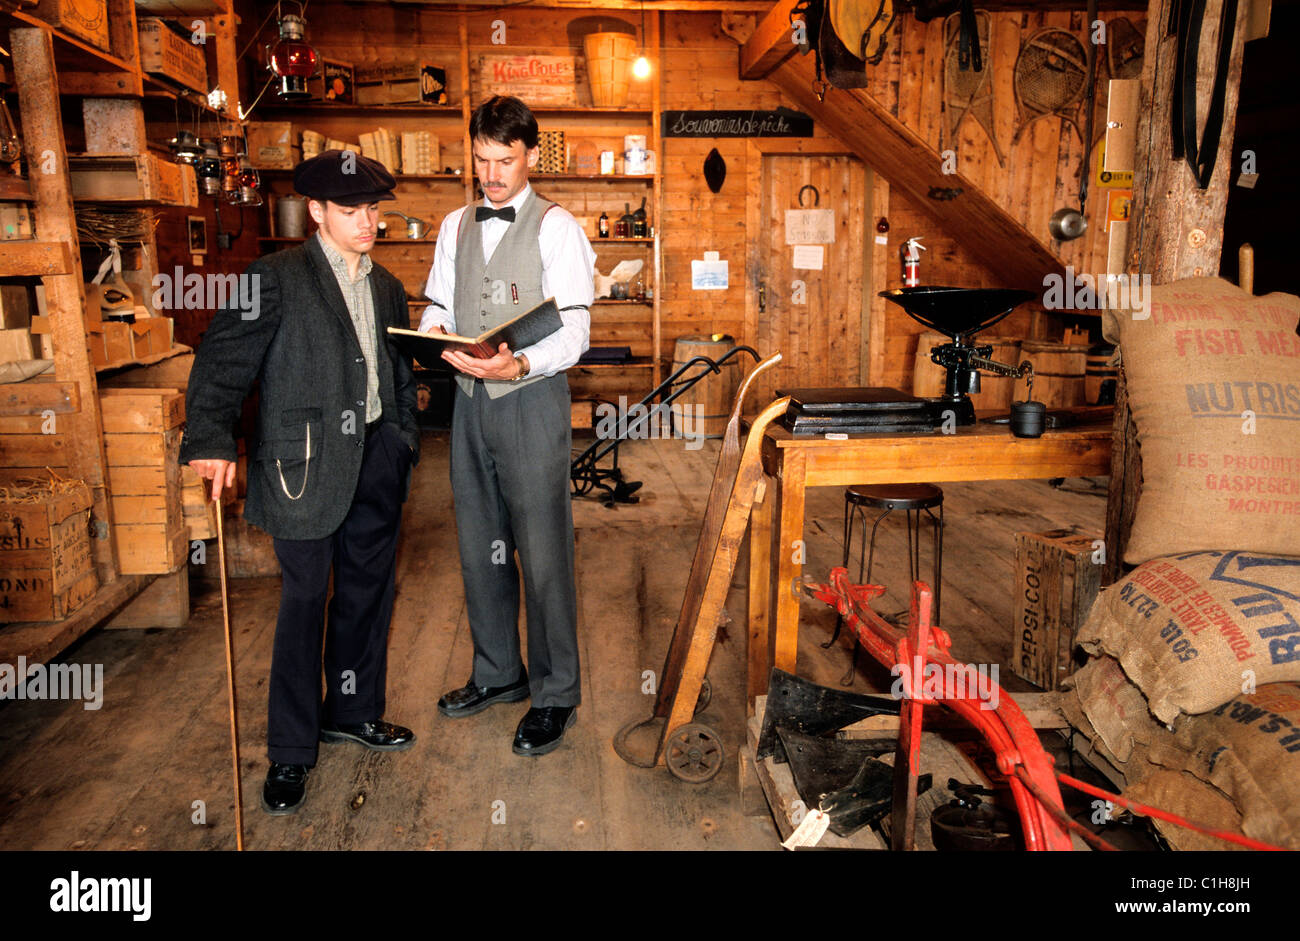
{"left": 418, "top": 183, "right": 595, "bottom": 377}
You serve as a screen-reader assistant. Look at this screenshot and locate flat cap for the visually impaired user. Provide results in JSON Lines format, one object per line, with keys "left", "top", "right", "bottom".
{"left": 293, "top": 149, "right": 396, "bottom": 205}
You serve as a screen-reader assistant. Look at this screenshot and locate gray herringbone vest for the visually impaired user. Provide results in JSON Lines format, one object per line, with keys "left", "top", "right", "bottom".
{"left": 453, "top": 189, "right": 554, "bottom": 399}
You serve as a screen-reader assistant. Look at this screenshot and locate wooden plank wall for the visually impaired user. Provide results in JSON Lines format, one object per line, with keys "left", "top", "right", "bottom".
{"left": 176, "top": 6, "right": 1143, "bottom": 390}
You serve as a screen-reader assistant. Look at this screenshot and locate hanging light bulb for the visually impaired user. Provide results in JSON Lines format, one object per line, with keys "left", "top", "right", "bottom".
{"left": 268, "top": 13, "right": 318, "bottom": 100}
{"left": 632, "top": 0, "right": 652, "bottom": 80}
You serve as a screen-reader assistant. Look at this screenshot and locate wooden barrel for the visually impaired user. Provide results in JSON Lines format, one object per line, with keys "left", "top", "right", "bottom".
{"left": 1085, "top": 344, "right": 1117, "bottom": 405}
{"left": 1020, "top": 340, "right": 1089, "bottom": 408}
{"left": 911, "top": 331, "right": 1023, "bottom": 411}
{"left": 583, "top": 32, "right": 636, "bottom": 108}
{"left": 672, "top": 335, "right": 740, "bottom": 438}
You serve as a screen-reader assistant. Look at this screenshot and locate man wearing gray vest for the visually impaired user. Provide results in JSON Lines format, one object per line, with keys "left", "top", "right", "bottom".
{"left": 419, "top": 96, "right": 594, "bottom": 756}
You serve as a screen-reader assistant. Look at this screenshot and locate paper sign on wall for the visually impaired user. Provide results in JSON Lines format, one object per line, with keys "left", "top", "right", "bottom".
{"left": 785, "top": 210, "right": 834, "bottom": 245}
{"left": 791, "top": 245, "right": 824, "bottom": 270}
{"left": 691, "top": 250, "right": 728, "bottom": 290}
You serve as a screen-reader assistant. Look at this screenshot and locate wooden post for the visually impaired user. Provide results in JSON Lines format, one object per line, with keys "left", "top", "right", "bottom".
{"left": 11, "top": 27, "right": 120, "bottom": 582}
{"left": 1104, "top": 0, "right": 1250, "bottom": 582}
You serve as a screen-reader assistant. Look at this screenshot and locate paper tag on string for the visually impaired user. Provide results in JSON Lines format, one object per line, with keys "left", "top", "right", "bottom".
{"left": 781, "top": 808, "right": 830, "bottom": 849}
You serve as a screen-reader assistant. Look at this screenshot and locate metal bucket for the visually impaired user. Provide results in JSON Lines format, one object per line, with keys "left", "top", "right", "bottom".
{"left": 276, "top": 195, "right": 308, "bottom": 238}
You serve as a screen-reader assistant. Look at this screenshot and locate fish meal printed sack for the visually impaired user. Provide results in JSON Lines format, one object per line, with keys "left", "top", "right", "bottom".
{"left": 1102, "top": 277, "right": 1300, "bottom": 564}
{"left": 1077, "top": 550, "right": 1300, "bottom": 724}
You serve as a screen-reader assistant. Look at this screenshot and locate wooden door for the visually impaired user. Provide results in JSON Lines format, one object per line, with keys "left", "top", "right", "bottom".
{"left": 748, "top": 154, "right": 867, "bottom": 406}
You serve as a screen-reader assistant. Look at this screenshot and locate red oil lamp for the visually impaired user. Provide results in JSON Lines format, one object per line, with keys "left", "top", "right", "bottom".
{"left": 269, "top": 14, "right": 318, "bottom": 100}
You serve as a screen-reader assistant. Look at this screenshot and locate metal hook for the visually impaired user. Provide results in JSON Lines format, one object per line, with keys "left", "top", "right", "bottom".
{"left": 797, "top": 184, "right": 820, "bottom": 208}
{"left": 813, "top": 79, "right": 829, "bottom": 102}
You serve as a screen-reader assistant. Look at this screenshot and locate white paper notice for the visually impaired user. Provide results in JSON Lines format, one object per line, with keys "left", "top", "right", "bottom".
{"left": 691, "top": 257, "right": 729, "bottom": 290}
{"left": 785, "top": 209, "right": 835, "bottom": 245}
{"left": 791, "top": 245, "right": 824, "bottom": 270}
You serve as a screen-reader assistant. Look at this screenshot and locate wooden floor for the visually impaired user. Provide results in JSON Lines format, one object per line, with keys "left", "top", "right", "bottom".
{"left": 0, "top": 432, "right": 1108, "bottom": 850}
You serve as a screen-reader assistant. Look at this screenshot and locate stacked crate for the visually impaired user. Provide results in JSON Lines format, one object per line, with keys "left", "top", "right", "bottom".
{"left": 0, "top": 479, "right": 98, "bottom": 623}
{"left": 100, "top": 388, "right": 187, "bottom": 574}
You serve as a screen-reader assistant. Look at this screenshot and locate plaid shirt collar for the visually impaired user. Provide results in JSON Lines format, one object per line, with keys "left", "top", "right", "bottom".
{"left": 316, "top": 231, "right": 373, "bottom": 283}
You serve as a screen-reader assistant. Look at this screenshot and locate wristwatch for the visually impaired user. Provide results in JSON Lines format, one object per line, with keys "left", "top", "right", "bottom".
{"left": 511, "top": 354, "right": 530, "bottom": 381}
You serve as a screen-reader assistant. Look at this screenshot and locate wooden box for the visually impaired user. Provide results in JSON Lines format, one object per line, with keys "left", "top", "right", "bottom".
{"left": 137, "top": 18, "right": 208, "bottom": 95}
{"left": 33, "top": 0, "right": 110, "bottom": 52}
{"left": 69, "top": 154, "right": 195, "bottom": 207}
{"left": 0, "top": 481, "right": 98, "bottom": 623}
{"left": 355, "top": 61, "right": 447, "bottom": 105}
{"left": 100, "top": 389, "right": 186, "bottom": 574}
{"left": 245, "top": 122, "right": 296, "bottom": 170}
{"left": 1011, "top": 529, "right": 1104, "bottom": 690}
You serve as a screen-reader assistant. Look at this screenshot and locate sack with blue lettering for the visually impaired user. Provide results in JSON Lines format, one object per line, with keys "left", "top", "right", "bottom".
{"left": 1101, "top": 277, "right": 1300, "bottom": 564}
{"left": 1076, "top": 551, "right": 1300, "bottom": 724}
{"left": 1146, "top": 683, "right": 1300, "bottom": 849}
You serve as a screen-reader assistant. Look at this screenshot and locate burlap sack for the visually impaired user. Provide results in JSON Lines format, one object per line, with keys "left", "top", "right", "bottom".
{"left": 1144, "top": 683, "right": 1300, "bottom": 849}
{"left": 1077, "top": 551, "right": 1300, "bottom": 723}
{"left": 1061, "top": 654, "right": 1177, "bottom": 763}
{"left": 1123, "top": 770, "right": 1248, "bottom": 852}
{"left": 1101, "top": 277, "right": 1300, "bottom": 564}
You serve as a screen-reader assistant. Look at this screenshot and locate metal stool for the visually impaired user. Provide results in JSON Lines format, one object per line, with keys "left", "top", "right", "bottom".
{"left": 823, "top": 483, "right": 944, "bottom": 685}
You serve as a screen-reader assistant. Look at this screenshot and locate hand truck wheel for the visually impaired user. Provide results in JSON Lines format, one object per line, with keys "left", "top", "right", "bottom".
{"left": 664, "top": 722, "right": 726, "bottom": 784}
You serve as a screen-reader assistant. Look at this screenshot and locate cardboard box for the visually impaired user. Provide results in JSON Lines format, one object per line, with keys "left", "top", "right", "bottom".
{"left": 245, "top": 122, "right": 296, "bottom": 170}
{"left": 0, "top": 481, "right": 98, "bottom": 623}
{"left": 33, "top": 0, "right": 110, "bottom": 52}
{"left": 137, "top": 17, "right": 209, "bottom": 95}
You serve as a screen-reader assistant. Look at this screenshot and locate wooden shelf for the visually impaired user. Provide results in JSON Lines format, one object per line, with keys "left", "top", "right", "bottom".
{"left": 573, "top": 356, "right": 657, "bottom": 370}
{"left": 534, "top": 174, "right": 655, "bottom": 182}
{"left": 258, "top": 169, "right": 464, "bottom": 181}
{"left": 258, "top": 236, "right": 435, "bottom": 244}
{"left": 253, "top": 102, "right": 464, "bottom": 116}
{"left": 0, "top": 9, "right": 141, "bottom": 95}
{"left": 592, "top": 298, "right": 653, "bottom": 305}
{"left": 0, "top": 241, "right": 74, "bottom": 277}
{"left": 0, "top": 574, "right": 154, "bottom": 666}
{"left": 591, "top": 237, "right": 655, "bottom": 244}
{"left": 0, "top": 176, "right": 34, "bottom": 201}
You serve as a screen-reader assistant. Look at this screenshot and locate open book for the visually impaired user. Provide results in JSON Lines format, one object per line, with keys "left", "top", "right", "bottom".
{"left": 387, "top": 297, "right": 563, "bottom": 363}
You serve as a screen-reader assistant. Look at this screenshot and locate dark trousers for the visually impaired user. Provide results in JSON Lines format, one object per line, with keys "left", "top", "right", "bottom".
{"left": 450, "top": 375, "right": 580, "bottom": 707}
{"left": 267, "top": 422, "right": 409, "bottom": 765}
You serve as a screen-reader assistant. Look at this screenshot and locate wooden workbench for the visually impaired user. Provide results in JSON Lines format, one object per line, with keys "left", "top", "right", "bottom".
{"left": 745, "top": 415, "right": 1114, "bottom": 707}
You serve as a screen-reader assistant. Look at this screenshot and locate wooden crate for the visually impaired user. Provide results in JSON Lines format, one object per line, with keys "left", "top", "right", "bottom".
{"left": 0, "top": 481, "right": 98, "bottom": 623}
{"left": 105, "top": 567, "right": 190, "bottom": 629}
{"left": 69, "top": 154, "right": 196, "bottom": 207}
{"left": 100, "top": 389, "right": 186, "bottom": 574}
{"left": 180, "top": 463, "right": 232, "bottom": 541}
{"left": 32, "top": 0, "right": 110, "bottom": 51}
{"left": 1011, "top": 529, "right": 1104, "bottom": 690}
{"left": 137, "top": 18, "right": 208, "bottom": 95}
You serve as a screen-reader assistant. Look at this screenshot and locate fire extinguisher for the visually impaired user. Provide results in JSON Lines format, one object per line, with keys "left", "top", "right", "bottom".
{"left": 902, "top": 237, "right": 926, "bottom": 287}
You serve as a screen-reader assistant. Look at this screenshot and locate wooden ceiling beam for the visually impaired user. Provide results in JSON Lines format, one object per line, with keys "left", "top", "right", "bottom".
{"left": 765, "top": 52, "right": 1066, "bottom": 293}
{"left": 739, "top": 0, "right": 799, "bottom": 80}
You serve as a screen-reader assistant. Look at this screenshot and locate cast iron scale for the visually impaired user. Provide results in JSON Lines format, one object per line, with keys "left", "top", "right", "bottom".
{"left": 780, "top": 286, "right": 1036, "bottom": 434}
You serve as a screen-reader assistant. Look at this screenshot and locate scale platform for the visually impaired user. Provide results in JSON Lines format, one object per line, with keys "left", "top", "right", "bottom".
{"left": 777, "top": 387, "right": 958, "bottom": 435}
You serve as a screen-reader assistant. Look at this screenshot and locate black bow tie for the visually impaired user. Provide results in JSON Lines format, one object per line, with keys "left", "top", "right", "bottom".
{"left": 475, "top": 205, "right": 515, "bottom": 223}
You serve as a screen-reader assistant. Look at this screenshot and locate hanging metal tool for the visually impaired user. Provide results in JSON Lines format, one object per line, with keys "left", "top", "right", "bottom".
{"left": 1048, "top": 0, "right": 1100, "bottom": 242}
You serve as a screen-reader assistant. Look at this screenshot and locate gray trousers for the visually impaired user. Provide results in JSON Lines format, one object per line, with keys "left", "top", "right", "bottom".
{"left": 450, "top": 374, "right": 580, "bottom": 707}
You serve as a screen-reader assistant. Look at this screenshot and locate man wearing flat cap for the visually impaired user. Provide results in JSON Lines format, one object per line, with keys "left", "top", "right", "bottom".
{"left": 181, "top": 149, "right": 421, "bottom": 815}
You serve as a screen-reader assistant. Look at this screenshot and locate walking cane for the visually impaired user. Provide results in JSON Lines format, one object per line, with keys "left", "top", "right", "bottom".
{"left": 214, "top": 492, "right": 244, "bottom": 851}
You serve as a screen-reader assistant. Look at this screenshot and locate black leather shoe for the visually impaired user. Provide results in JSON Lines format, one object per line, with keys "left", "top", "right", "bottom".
{"left": 512, "top": 706, "right": 576, "bottom": 756}
{"left": 438, "top": 670, "right": 529, "bottom": 718}
{"left": 319, "top": 719, "right": 416, "bottom": 751}
{"left": 261, "top": 763, "right": 308, "bottom": 815}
